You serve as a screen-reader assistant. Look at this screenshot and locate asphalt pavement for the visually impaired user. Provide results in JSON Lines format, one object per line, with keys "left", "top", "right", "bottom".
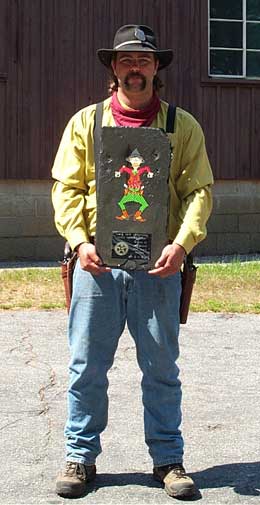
{"left": 1, "top": 310, "right": 260, "bottom": 504}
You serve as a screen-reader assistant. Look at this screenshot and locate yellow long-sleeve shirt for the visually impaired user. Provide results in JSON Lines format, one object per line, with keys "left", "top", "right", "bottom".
{"left": 52, "top": 97, "right": 214, "bottom": 254}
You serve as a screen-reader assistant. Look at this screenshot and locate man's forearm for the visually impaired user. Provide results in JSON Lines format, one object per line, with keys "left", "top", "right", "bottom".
{"left": 52, "top": 180, "right": 90, "bottom": 250}
{"left": 174, "top": 186, "right": 213, "bottom": 254}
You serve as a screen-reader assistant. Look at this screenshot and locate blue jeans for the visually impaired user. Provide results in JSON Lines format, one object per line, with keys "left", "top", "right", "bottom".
{"left": 65, "top": 259, "right": 184, "bottom": 467}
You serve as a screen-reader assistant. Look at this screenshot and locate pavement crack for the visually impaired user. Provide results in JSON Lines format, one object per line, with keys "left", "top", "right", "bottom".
{"left": 8, "top": 329, "right": 58, "bottom": 460}
{"left": 38, "top": 367, "right": 57, "bottom": 415}
{"left": 9, "top": 330, "right": 38, "bottom": 366}
{"left": 0, "top": 419, "right": 21, "bottom": 432}
{"left": 37, "top": 365, "right": 57, "bottom": 458}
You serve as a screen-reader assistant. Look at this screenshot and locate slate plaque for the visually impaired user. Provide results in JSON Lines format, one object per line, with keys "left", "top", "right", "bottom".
{"left": 95, "top": 126, "right": 172, "bottom": 270}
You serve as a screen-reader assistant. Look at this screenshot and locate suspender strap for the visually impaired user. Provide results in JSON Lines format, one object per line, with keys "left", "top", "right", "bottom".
{"left": 94, "top": 101, "right": 104, "bottom": 190}
{"left": 166, "top": 104, "right": 176, "bottom": 133}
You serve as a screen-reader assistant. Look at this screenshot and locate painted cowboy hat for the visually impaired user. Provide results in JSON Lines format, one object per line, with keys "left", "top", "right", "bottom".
{"left": 126, "top": 148, "right": 144, "bottom": 162}
{"left": 97, "top": 24, "right": 173, "bottom": 70}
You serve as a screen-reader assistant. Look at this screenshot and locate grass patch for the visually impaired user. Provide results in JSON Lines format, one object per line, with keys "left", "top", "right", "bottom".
{"left": 0, "top": 268, "right": 66, "bottom": 311}
{"left": 0, "top": 261, "right": 259, "bottom": 313}
{"left": 190, "top": 261, "right": 260, "bottom": 314}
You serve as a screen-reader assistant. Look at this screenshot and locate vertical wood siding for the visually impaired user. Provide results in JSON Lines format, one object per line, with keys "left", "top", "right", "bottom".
{"left": 0, "top": 0, "right": 8, "bottom": 178}
{"left": 1, "top": 0, "right": 260, "bottom": 179}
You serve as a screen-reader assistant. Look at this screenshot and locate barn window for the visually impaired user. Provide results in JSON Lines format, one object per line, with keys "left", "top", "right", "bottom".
{"left": 209, "top": 0, "right": 260, "bottom": 78}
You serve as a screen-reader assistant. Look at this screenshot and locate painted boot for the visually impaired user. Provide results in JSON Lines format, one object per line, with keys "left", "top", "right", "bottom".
{"left": 134, "top": 210, "right": 146, "bottom": 222}
{"left": 116, "top": 210, "right": 129, "bottom": 220}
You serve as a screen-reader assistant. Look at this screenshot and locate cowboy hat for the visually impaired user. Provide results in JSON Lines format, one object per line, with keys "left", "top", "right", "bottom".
{"left": 97, "top": 24, "right": 173, "bottom": 70}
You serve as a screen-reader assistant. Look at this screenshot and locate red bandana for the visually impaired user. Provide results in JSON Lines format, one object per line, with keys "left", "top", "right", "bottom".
{"left": 111, "top": 92, "right": 161, "bottom": 127}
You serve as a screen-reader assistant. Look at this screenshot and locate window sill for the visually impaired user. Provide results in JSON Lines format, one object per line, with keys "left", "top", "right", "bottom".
{"left": 201, "top": 75, "right": 260, "bottom": 85}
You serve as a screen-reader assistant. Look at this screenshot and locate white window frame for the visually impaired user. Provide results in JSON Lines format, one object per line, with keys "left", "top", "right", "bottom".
{"left": 208, "top": 0, "right": 260, "bottom": 79}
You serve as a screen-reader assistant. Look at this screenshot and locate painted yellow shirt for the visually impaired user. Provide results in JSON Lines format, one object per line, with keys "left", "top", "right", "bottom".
{"left": 52, "top": 97, "right": 214, "bottom": 253}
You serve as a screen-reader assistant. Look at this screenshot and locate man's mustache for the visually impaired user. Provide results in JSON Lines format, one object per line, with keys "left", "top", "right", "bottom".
{"left": 124, "top": 72, "right": 146, "bottom": 88}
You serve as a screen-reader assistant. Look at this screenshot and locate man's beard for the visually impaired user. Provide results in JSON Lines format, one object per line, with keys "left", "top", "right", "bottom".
{"left": 124, "top": 72, "right": 146, "bottom": 91}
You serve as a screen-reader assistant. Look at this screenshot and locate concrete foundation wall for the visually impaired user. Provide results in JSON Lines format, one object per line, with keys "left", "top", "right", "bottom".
{"left": 0, "top": 180, "right": 259, "bottom": 261}
{"left": 0, "top": 180, "right": 63, "bottom": 261}
{"left": 195, "top": 181, "right": 260, "bottom": 256}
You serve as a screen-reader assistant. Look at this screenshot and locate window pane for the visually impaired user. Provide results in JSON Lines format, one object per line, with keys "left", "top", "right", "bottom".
{"left": 210, "top": 21, "right": 243, "bottom": 48}
{"left": 210, "top": 50, "right": 243, "bottom": 75}
{"left": 210, "top": 0, "right": 242, "bottom": 19}
{"left": 247, "top": 23, "right": 260, "bottom": 48}
{"left": 247, "top": 51, "right": 260, "bottom": 76}
{"left": 247, "top": 0, "right": 260, "bottom": 21}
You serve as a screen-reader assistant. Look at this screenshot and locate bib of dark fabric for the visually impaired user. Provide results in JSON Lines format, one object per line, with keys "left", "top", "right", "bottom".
{"left": 111, "top": 92, "right": 161, "bottom": 127}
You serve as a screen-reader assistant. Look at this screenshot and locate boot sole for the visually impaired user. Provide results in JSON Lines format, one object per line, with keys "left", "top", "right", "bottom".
{"left": 56, "top": 482, "right": 87, "bottom": 498}
{"left": 165, "top": 483, "right": 197, "bottom": 498}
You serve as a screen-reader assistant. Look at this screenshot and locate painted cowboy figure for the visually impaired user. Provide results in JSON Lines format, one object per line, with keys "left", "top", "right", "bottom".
{"left": 115, "top": 148, "right": 154, "bottom": 222}
{"left": 52, "top": 24, "right": 214, "bottom": 500}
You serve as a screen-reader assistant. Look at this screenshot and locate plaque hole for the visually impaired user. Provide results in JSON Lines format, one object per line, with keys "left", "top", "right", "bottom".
{"left": 152, "top": 150, "right": 160, "bottom": 161}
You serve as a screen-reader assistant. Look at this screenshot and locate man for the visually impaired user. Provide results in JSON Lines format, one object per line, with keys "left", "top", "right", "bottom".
{"left": 52, "top": 24, "right": 213, "bottom": 499}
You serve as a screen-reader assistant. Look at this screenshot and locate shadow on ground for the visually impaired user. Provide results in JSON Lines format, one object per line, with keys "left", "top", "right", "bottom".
{"left": 191, "top": 462, "right": 260, "bottom": 497}
{"left": 85, "top": 472, "right": 201, "bottom": 500}
{"left": 83, "top": 462, "right": 260, "bottom": 500}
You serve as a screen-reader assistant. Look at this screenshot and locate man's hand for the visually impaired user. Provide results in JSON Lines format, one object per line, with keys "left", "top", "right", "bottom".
{"left": 77, "top": 242, "right": 111, "bottom": 275}
{"left": 148, "top": 243, "right": 186, "bottom": 278}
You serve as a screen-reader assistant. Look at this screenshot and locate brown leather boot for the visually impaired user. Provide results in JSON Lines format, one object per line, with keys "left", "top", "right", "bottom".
{"left": 153, "top": 463, "right": 196, "bottom": 498}
{"left": 55, "top": 461, "right": 96, "bottom": 498}
{"left": 116, "top": 210, "right": 129, "bottom": 220}
{"left": 134, "top": 210, "right": 146, "bottom": 222}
